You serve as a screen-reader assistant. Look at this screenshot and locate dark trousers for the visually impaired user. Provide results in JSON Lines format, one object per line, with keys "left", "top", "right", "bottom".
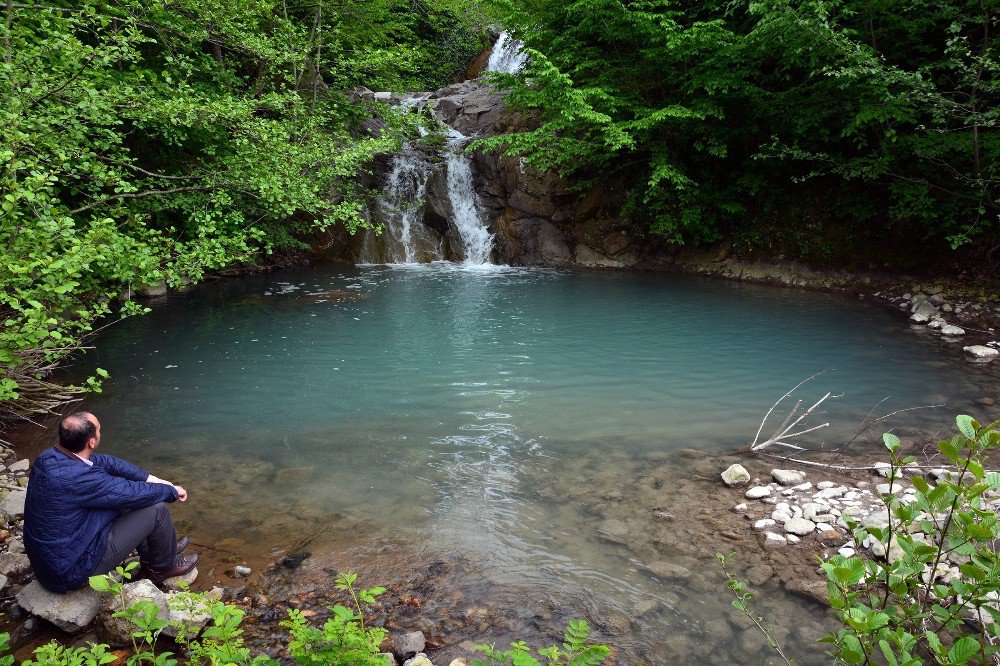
{"left": 91, "top": 502, "right": 177, "bottom": 575}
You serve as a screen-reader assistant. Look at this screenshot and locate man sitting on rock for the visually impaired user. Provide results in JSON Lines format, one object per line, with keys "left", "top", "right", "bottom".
{"left": 24, "top": 412, "right": 198, "bottom": 593}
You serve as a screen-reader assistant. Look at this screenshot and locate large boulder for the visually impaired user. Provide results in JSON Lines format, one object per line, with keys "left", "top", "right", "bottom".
{"left": 99, "top": 579, "right": 171, "bottom": 645}
{"left": 17, "top": 581, "right": 103, "bottom": 632}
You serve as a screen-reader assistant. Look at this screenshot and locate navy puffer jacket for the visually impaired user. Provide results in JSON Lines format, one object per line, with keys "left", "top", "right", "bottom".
{"left": 24, "top": 447, "right": 179, "bottom": 593}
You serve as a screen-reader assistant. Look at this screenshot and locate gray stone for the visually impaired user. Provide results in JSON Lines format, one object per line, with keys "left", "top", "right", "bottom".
{"left": 162, "top": 591, "right": 212, "bottom": 639}
{"left": 233, "top": 565, "right": 252, "bottom": 577}
{"left": 764, "top": 532, "right": 787, "bottom": 546}
{"left": 162, "top": 567, "right": 198, "bottom": 591}
{"left": 721, "top": 464, "right": 750, "bottom": 486}
{"left": 784, "top": 518, "right": 816, "bottom": 536}
{"left": 100, "top": 579, "right": 170, "bottom": 645}
{"left": 8, "top": 459, "right": 29, "bottom": 473}
{"left": 647, "top": 561, "right": 692, "bottom": 581}
{"left": 745, "top": 486, "right": 771, "bottom": 499}
{"left": 403, "top": 654, "right": 433, "bottom": 666}
{"left": 18, "top": 581, "right": 103, "bottom": 632}
{"left": 964, "top": 345, "right": 999, "bottom": 362}
{"left": 394, "top": 631, "right": 426, "bottom": 658}
{"left": 0, "top": 552, "right": 30, "bottom": 577}
{"left": 771, "top": 469, "right": 806, "bottom": 486}
{"left": 7, "top": 538, "right": 24, "bottom": 554}
{"left": 0, "top": 490, "right": 28, "bottom": 520}
{"left": 137, "top": 281, "right": 168, "bottom": 298}
{"left": 940, "top": 324, "right": 965, "bottom": 336}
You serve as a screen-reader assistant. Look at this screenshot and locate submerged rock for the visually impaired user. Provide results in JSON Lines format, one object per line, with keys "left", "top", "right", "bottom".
{"left": 721, "top": 464, "right": 750, "bottom": 486}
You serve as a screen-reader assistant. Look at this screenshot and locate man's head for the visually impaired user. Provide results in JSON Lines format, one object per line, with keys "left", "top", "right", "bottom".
{"left": 59, "top": 412, "right": 101, "bottom": 453}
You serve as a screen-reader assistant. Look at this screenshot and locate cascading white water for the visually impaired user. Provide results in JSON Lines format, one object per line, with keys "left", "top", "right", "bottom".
{"left": 370, "top": 151, "right": 440, "bottom": 264}
{"left": 486, "top": 31, "right": 528, "bottom": 74}
{"left": 361, "top": 127, "right": 495, "bottom": 266}
{"left": 445, "top": 132, "right": 493, "bottom": 265}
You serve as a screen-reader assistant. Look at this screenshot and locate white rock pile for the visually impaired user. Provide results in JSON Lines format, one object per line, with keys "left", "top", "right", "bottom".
{"left": 732, "top": 466, "right": 991, "bottom": 588}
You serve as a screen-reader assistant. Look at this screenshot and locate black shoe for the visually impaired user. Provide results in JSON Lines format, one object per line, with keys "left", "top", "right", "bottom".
{"left": 176, "top": 536, "right": 190, "bottom": 554}
{"left": 141, "top": 553, "right": 200, "bottom": 585}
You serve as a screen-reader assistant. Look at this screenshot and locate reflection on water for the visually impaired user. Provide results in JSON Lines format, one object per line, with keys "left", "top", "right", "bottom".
{"left": 15, "top": 264, "right": 997, "bottom": 663}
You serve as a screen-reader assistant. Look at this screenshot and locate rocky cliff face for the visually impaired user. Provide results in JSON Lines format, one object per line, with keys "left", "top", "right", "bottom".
{"left": 315, "top": 39, "right": 643, "bottom": 268}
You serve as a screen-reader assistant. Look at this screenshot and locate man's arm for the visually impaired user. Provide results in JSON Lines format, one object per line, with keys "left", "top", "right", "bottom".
{"left": 75, "top": 470, "right": 179, "bottom": 510}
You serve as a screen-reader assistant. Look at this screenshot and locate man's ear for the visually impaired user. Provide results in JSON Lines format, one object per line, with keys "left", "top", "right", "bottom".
{"left": 87, "top": 437, "right": 98, "bottom": 451}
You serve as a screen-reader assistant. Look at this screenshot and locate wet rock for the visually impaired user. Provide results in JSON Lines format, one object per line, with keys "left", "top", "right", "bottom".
{"left": 964, "top": 345, "right": 998, "bottom": 362}
{"left": 721, "top": 464, "right": 750, "bottom": 486}
{"left": 275, "top": 467, "right": 314, "bottom": 484}
{"left": 17, "top": 581, "right": 103, "bottom": 633}
{"left": 771, "top": 469, "right": 806, "bottom": 486}
{"left": 281, "top": 552, "right": 310, "bottom": 569}
{"left": 746, "top": 564, "right": 774, "bottom": 586}
{"left": 394, "top": 631, "right": 427, "bottom": 658}
{"left": 137, "top": 281, "right": 168, "bottom": 298}
{"left": 647, "top": 561, "right": 692, "bottom": 581}
{"left": 979, "top": 397, "right": 995, "bottom": 406}
{"left": 940, "top": 325, "right": 965, "bottom": 336}
{"left": 0, "top": 552, "right": 31, "bottom": 577}
{"left": 233, "top": 565, "right": 252, "bottom": 577}
{"left": 784, "top": 518, "right": 815, "bottom": 536}
{"left": 785, "top": 578, "right": 827, "bottom": 605}
{"left": 635, "top": 599, "right": 661, "bottom": 616}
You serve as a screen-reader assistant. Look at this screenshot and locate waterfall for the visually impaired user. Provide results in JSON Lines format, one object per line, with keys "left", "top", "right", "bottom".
{"left": 359, "top": 130, "right": 494, "bottom": 266}
{"left": 445, "top": 133, "right": 493, "bottom": 265}
{"left": 486, "top": 31, "right": 528, "bottom": 74}
{"left": 361, "top": 149, "right": 442, "bottom": 264}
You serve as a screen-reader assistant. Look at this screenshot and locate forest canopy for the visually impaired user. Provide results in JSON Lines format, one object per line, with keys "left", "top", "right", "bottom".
{"left": 484, "top": 0, "right": 999, "bottom": 258}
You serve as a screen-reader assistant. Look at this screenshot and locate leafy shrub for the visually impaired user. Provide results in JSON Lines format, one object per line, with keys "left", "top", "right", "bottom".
{"left": 822, "top": 416, "right": 1000, "bottom": 664}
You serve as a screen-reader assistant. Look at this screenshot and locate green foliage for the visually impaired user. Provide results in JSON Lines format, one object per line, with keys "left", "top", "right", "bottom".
{"left": 0, "top": 0, "right": 485, "bottom": 417}
{"left": 281, "top": 572, "right": 388, "bottom": 665}
{"left": 821, "top": 416, "right": 1000, "bottom": 664}
{"left": 472, "top": 619, "right": 609, "bottom": 666}
{"left": 481, "top": 0, "right": 999, "bottom": 252}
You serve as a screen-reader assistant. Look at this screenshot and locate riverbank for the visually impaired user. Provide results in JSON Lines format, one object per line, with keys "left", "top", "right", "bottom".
{"left": 0, "top": 261, "right": 997, "bottom": 663}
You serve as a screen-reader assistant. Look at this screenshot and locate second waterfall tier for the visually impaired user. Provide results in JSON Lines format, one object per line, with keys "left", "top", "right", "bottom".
{"left": 359, "top": 131, "right": 494, "bottom": 266}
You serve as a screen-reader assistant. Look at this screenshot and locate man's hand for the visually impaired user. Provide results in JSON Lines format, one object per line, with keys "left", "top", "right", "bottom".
{"left": 173, "top": 485, "right": 188, "bottom": 502}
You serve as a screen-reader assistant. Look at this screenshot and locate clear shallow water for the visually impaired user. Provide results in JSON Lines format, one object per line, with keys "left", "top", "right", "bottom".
{"left": 20, "top": 264, "right": 998, "bottom": 663}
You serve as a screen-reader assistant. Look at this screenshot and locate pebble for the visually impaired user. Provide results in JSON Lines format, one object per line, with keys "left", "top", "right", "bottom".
{"left": 784, "top": 518, "right": 816, "bottom": 536}
{"left": 233, "top": 566, "right": 252, "bottom": 577}
{"left": 838, "top": 547, "right": 856, "bottom": 558}
{"left": 754, "top": 519, "right": 776, "bottom": 529}
{"left": 765, "top": 532, "right": 787, "bottom": 545}
{"left": 733, "top": 503, "right": 748, "bottom": 511}
{"left": 786, "top": 534, "right": 801, "bottom": 544}
{"left": 745, "top": 486, "right": 771, "bottom": 499}
{"left": 816, "top": 481, "right": 835, "bottom": 490}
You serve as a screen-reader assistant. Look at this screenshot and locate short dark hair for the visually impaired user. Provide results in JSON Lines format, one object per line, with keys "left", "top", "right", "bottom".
{"left": 59, "top": 412, "right": 96, "bottom": 452}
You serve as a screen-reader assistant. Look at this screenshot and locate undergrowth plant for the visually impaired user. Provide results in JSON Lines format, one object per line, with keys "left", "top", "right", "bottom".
{"left": 472, "top": 619, "right": 609, "bottom": 666}
{"left": 2, "top": 569, "right": 605, "bottom": 666}
{"left": 822, "top": 416, "right": 1000, "bottom": 664}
